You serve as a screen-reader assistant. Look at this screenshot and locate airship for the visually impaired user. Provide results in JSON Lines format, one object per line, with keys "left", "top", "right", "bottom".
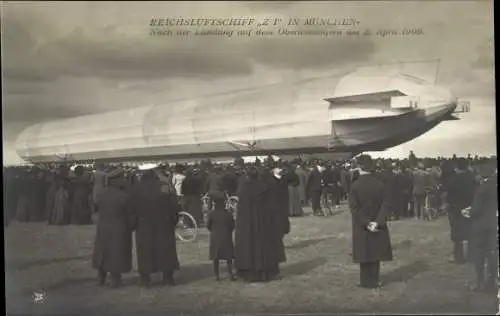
{"left": 14, "top": 65, "right": 470, "bottom": 164}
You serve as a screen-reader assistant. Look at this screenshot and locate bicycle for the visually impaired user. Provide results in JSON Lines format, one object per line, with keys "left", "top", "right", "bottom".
{"left": 320, "top": 187, "right": 333, "bottom": 216}
{"left": 175, "top": 210, "right": 198, "bottom": 242}
{"left": 201, "top": 192, "right": 238, "bottom": 220}
{"left": 423, "top": 187, "right": 442, "bottom": 220}
{"left": 225, "top": 192, "right": 239, "bottom": 220}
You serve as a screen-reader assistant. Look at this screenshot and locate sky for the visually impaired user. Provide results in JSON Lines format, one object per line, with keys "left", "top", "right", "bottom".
{"left": 1, "top": 1, "right": 496, "bottom": 165}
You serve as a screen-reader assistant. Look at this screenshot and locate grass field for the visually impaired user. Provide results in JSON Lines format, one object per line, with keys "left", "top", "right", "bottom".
{"left": 5, "top": 204, "right": 499, "bottom": 315}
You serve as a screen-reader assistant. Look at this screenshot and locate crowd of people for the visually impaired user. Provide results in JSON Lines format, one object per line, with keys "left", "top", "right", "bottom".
{"left": 3, "top": 153, "right": 498, "bottom": 291}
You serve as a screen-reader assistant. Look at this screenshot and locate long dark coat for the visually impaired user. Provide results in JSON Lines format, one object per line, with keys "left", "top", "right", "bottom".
{"left": 348, "top": 172, "right": 393, "bottom": 263}
{"left": 129, "top": 176, "right": 180, "bottom": 274}
{"left": 468, "top": 177, "right": 498, "bottom": 262}
{"left": 295, "top": 167, "right": 308, "bottom": 204}
{"left": 234, "top": 176, "right": 281, "bottom": 271}
{"left": 264, "top": 173, "right": 290, "bottom": 263}
{"left": 70, "top": 177, "right": 93, "bottom": 225}
{"left": 16, "top": 175, "right": 31, "bottom": 222}
{"left": 446, "top": 170, "right": 477, "bottom": 242}
{"left": 381, "top": 170, "right": 403, "bottom": 218}
{"left": 44, "top": 181, "right": 58, "bottom": 222}
{"left": 50, "top": 183, "right": 71, "bottom": 225}
{"left": 287, "top": 170, "right": 304, "bottom": 216}
{"left": 207, "top": 206, "right": 235, "bottom": 261}
{"left": 181, "top": 174, "right": 204, "bottom": 224}
{"left": 341, "top": 169, "right": 352, "bottom": 195}
{"left": 29, "top": 175, "right": 47, "bottom": 222}
{"left": 92, "top": 185, "right": 133, "bottom": 274}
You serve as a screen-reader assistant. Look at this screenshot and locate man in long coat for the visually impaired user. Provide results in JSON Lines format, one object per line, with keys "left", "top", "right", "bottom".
{"left": 348, "top": 155, "right": 393, "bottom": 289}
{"left": 340, "top": 164, "right": 352, "bottom": 202}
{"left": 70, "top": 166, "right": 93, "bottom": 225}
{"left": 92, "top": 168, "right": 133, "bottom": 288}
{"left": 446, "top": 158, "right": 477, "bottom": 263}
{"left": 295, "top": 164, "right": 308, "bottom": 206}
{"left": 234, "top": 166, "right": 284, "bottom": 282}
{"left": 128, "top": 170, "right": 180, "bottom": 287}
{"left": 264, "top": 162, "right": 291, "bottom": 274}
{"left": 306, "top": 163, "right": 326, "bottom": 216}
{"left": 181, "top": 168, "right": 204, "bottom": 226}
{"left": 92, "top": 163, "right": 108, "bottom": 212}
{"left": 287, "top": 165, "right": 304, "bottom": 217}
{"left": 467, "top": 162, "right": 498, "bottom": 292}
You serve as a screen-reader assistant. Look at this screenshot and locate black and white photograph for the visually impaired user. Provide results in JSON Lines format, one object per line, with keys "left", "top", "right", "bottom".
{"left": 2, "top": 1, "right": 498, "bottom": 315}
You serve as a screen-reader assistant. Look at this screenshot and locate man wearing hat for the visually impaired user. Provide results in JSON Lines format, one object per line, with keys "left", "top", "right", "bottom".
{"left": 446, "top": 158, "right": 477, "bottom": 264}
{"left": 234, "top": 166, "right": 285, "bottom": 282}
{"left": 264, "top": 160, "right": 291, "bottom": 275}
{"left": 306, "top": 161, "right": 327, "bottom": 216}
{"left": 348, "top": 154, "right": 393, "bottom": 289}
{"left": 128, "top": 169, "right": 180, "bottom": 287}
{"left": 465, "top": 162, "right": 498, "bottom": 292}
{"left": 92, "top": 167, "right": 133, "bottom": 288}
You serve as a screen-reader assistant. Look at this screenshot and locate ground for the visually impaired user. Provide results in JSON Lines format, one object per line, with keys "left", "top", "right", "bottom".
{"left": 5, "top": 205, "right": 499, "bottom": 315}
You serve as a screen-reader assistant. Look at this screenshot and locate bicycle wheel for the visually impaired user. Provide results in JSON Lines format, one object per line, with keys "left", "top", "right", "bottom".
{"left": 176, "top": 211, "right": 198, "bottom": 242}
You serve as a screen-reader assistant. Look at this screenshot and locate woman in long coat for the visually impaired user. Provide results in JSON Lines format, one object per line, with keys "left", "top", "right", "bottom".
{"left": 287, "top": 167, "right": 304, "bottom": 217}
{"left": 128, "top": 170, "right": 180, "bottom": 287}
{"left": 44, "top": 173, "right": 58, "bottom": 223}
{"left": 70, "top": 166, "right": 93, "bottom": 225}
{"left": 295, "top": 165, "right": 308, "bottom": 206}
{"left": 50, "top": 178, "right": 71, "bottom": 225}
{"left": 28, "top": 170, "right": 47, "bottom": 222}
{"left": 92, "top": 169, "right": 133, "bottom": 288}
{"left": 16, "top": 171, "right": 31, "bottom": 222}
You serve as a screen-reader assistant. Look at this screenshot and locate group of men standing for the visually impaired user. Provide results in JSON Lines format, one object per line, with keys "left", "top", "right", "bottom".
{"left": 4, "top": 154, "right": 497, "bottom": 293}
{"left": 347, "top": 155, "right": 498, "bottom": 292}
{"left": 91, "top": 160, "right": 294, "bottom": 287}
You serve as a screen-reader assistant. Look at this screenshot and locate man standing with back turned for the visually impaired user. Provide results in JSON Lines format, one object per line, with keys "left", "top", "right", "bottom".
{"left": 348, "top": 155, "right": 393, "bottom": 289}
{"left": 466, "top": 162, "right": 498, "bottom": 292}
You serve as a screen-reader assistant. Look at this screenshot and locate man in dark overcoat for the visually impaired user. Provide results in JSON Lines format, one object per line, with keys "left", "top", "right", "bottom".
{"left": 380, "top": 166, "right": 401, "bottom": 220}
{"left": 340, "top": 164, "right": 352, "bottom": 202}
{"left": 265, "top": 161, "right": 291, "bottom": 271}
{"left": 466, "top": 162, "right": 498, "bottom": 292}
{"left": 234, "top": 167, "right": 283, "bottom": 282}
{"left": 306, "top": 162, "right": 326, "bottom": 216}
{"left": 181, "top": 168, "right": 204, "bottom": 226}
{"left": 70, "top": 166, "right": 93, "bottom": 225}
{"left": 348, "top": 155, "right": 393, "bottom": 289}
{"left": 397, "top": 164, "right": 413, "bottom": 217}
{"left": 295, "top": 164, "right": 308, "bottom": 206}
{"left": 128, "top": 170, "right": 180, "bottom": 287}
{"left": 92, "top": 168, "right": 133, "bottom": 288}
{"left": 446, "top": 158, "right": 477, "bottom": 263}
